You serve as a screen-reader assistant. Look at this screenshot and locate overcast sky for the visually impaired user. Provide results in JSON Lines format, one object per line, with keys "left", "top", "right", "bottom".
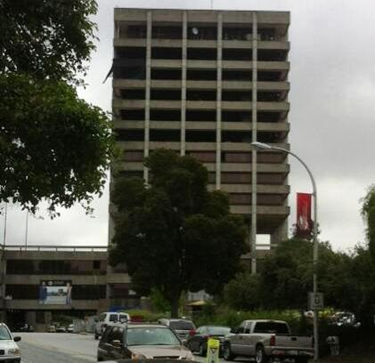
{"left": 3, "top": 0, "right": 375, "bottom": 251}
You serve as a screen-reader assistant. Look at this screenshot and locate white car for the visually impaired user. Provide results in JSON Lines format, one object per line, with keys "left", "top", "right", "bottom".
{"left": 0, "top": 323, "right": 21, "bottom": 362}
{"left": 94, "top": 312, "right": 130, "bottom": 340}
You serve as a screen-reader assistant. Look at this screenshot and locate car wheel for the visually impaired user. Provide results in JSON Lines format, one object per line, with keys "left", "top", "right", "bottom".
{"left": 223, "top": 343, "right": 235, "bottom": 361}
{"left": 255, "top": 345, "right": 269, "bottom": 363}
{"left": 199, "top": 343, "right": 206, "bottom": 357}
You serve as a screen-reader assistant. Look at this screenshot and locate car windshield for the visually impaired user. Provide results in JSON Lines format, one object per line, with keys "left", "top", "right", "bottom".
{"left": 126, "top": 327, "right": 181, "bottom": 346}
{"left": 0, "top": 326, "right": 11, "bottom": 340}
{"left": 207, "top": 326, "right": 231, "bottom": 335}
{"left": 169, "top": 321, "right": 195, "bottom": 330}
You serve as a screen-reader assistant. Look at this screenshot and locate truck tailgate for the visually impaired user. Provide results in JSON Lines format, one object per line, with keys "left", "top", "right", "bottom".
{"left": 276, "top": 335, "right": 313, "bottom": 349}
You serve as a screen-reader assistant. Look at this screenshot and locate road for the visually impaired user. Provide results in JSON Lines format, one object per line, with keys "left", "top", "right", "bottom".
{"left": 17, "top": 333, "right": 216, "bottom": 363}
{"left": 17, "top": 333, "right": 252, "bottom": 363}
{"left": 18, "top": 333, "right": 98, "bottom": 363}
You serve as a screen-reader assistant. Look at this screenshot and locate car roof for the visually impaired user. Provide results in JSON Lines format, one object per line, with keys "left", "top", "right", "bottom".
{"left": 109, "top": 322, "right": 169, "bottom": 329}
{"left": 243, "top": 320, "right": 287, "bottom": 324}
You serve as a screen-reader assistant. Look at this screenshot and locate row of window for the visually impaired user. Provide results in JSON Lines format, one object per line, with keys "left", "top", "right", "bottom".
{"left": 123, "top": 151, "right": 285, "bottom": 164}
{"left": 114, "top": 68, "right": 286, "bottom": 82}
{"left": 116, "top": 129, "right": 284, "bottom": 144}
{"left": 119, "top": 89, "right": 285, "bottom": 102}
{"left": 118, "top": 171, "right": 286, "bottom": 185}
{"left": 120, "top": 110, "right": 283, "bottom": 123}
{"left": 115, "top": 47, "right": 287, "bottom": 62}
{"left": 6, "top": 260, "right": 107, "bottom": 275}
{"left": 122, "top": 25, "right": 282, "bottom": 42}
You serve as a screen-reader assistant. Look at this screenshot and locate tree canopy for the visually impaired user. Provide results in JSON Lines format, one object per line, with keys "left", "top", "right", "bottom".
{"left": 0, "top": 0, "right": 114, "bottom": 214}
{"left": 110, "top": 149, "right": 248, "bottom": 317}
{"left": 361, "top": 184, "right": 375, "bottom": 261}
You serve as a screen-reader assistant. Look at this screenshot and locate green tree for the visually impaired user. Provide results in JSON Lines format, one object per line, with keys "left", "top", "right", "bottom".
{"left": 110, "top": 149, "right": 248, "bottom": 317}
{"left": 0, "top": 0, "right": 114, "bottom": 214}
{"left": 223, "top": 272, "right": 262, "bottom": 310}
{"left": 361, "top": 185, "right": 375, "bottom": 261}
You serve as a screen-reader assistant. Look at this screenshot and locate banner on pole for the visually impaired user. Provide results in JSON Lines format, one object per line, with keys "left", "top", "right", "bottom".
{"left": 296, "top": 193, "right": 313, "bottom": 238}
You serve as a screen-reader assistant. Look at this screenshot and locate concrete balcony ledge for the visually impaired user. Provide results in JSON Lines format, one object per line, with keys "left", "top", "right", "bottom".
{"left": 222, "top": 142, "right": 290, "bottom": 152}
{"left": 5, "top": 300, "right": 99, "bottom": 310}
{"left": 152, "top": 39, "right": 183, "bottom": 48}
{"left": 107, "top": 273, "right": 131, "bottom": 284}
{"left": 5, "top": 274, "right": 107, "bottom": 285}
{"left": 219, "top": 184, "right": 290, "bottom": 194}
{"left": 114, "top": 38, "right": 146, "bottom": 47}
{"left": 221, "top": 163, "right": 289, "bottom": 173}
{"left": 231, "top": 205, "right": 290, "bottom": 215}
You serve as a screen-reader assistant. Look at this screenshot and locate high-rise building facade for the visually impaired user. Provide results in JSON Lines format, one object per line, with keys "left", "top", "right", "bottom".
{"left": 112, "top": 8, "right": 290, "bottom": 251}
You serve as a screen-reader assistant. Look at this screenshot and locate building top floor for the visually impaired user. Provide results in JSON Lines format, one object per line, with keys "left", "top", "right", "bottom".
{"left": 114, "top": 8, "right": 290, "bottom": 42}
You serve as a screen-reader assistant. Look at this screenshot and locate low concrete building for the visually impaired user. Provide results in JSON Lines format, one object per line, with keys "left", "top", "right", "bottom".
{"left": 0, "top": 245, "right": 140, "bottom": 331}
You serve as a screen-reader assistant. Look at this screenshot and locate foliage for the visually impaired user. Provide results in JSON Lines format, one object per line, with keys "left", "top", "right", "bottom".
{"left": 223, "top": 272, "right": 262, "bottom": 311}
{"left": 361, "top": 185, "right": 375, "bottom": 261}
{"left": 0, "top": 74, "right": 113, "bottom": 214}
{"left": 0, "top": 0, "right": 114, "bottom": 214}
{"left": 110, "top": 149, "right": 248, "bottom": 317}
{"left": 149, "top": 288, "right": 171, "bottom": 313}
{"left": 0, "top": 0, "right": 97, "bottom": 84}
{"left": 123, "top": 309, "right": 165, "bottom": 322}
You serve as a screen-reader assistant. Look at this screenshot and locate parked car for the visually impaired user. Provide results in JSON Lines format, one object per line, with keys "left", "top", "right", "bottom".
{"left": 223, "top": 320, "right": 314, "bottom": 363}
{"left": 187, "top": 325, "right": 231, "bottom": 356}
{"left": 95, "top": 312, "right": 130, "bottom": 340}
{"left": 97, "top": 323, "right": 194, "bottom": 362}
{"left": 11, "top": 323, "right": 34, "bottom": 333}
{"left": 158, "top": 318, "right": 196, "bottom": 342}
{"left": 56, "top": 326, "right": 67, "bottom": 333}
{"left": 67, "top": 324, "right": 74, "bottom": 333}
{"left": 48, "top": 324, "right": 56, "bottom": 333}
{"left": 0, "top": 323, "right": 22, "bottom": 363}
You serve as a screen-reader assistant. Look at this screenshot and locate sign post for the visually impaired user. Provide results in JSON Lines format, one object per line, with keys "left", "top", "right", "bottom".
{"left": 309, "top": 292, "right": 324, "bottom": 310}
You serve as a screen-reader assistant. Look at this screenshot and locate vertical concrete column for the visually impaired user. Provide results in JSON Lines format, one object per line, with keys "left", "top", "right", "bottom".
{"left": 181, "top": 12, "right": 188, "bottom": 156}
{"left": 215, "top": 13, "right": 223, "bottom": 190}
{"left": 250, "top": 12, "right": 258, "bottom": 274}
{"left": 144, "top": 11, "right": 152, "bottom": 183}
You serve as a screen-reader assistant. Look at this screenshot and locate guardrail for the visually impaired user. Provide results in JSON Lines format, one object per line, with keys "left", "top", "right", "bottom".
{"left": 0, "top": 245, "right": 108, "bottom": 252}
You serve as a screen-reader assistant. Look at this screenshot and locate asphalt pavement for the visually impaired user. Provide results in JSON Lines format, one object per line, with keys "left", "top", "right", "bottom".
{"left": 16, "top": 332, "right": 246, "bottom": 363}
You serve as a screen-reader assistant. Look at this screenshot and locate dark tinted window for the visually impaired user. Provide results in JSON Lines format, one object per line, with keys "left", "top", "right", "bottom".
{"left": 169, "top": 321, "right": 195, "bottom": 330}
{"left": 126, "top": 327, "right": 180, "bottom": 346}
{"left": 207, "top": 326, "right": 231, "bottom": 335}
{"left": 109, "top": 314, "right": 118, "bottom": 322}
{"left": 253, "top": 322, "right": 289, "bottom": 335}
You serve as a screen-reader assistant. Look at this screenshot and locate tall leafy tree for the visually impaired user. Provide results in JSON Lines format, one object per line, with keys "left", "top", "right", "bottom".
{"left": 110, "top": 149, "right": 248, "bottom": 317}
{"left": 0, "top": 0, "right": 114, "bottom": 214}
{"left": 361, "top": 185, "right": 375, "bottom": 261}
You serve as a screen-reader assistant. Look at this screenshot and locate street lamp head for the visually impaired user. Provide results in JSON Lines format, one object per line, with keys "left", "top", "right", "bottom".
{"left": 251, "top": 141, "right": 273, "bottom": 150}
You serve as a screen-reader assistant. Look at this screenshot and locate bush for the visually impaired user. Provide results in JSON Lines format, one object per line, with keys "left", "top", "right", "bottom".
{"left": 123, "top": 309, "right": 166, "bottom": 322}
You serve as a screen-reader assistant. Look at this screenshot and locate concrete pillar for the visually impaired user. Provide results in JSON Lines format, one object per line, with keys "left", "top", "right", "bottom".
{"left": 143, "top": 11, "right": 152, "bottom": 183}
{"left": 271, "top": 219, "right": 288, "bottom": 245}
{"left": 250, "top": 12, "right": 258, "bottom": 274}
{"left": 26, "top": 311, "right": 36, "bottom": 327}
{"left": 215, "top": 13, "right": 223, "bottom": 190}
{"left": 181, "top": 12, "right": 187, "bottom": 156}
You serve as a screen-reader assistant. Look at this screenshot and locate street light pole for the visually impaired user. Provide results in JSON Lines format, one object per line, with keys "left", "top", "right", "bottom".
{"left": 251, "top": 141, "right": 319, "bottom": 362}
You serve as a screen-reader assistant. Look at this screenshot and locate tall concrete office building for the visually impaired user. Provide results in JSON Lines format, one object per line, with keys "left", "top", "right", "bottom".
{"left": 112, "top": 9, "right": 290, "bottom": 253}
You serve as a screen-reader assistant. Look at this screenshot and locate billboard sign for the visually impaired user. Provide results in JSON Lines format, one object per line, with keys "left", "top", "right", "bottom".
{"left": 39, "top": 280, "right": 72, "bottom": 305}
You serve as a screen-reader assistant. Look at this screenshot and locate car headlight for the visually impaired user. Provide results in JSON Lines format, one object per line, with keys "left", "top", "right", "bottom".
{"left": 131, "top": 353, "right": 147, "bottom": 359}
{"left": 8, "top": 348, "right": 20, "bottom": 356}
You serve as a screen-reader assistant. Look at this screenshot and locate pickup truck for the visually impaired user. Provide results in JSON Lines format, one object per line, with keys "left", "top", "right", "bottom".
{"left": 223, "top": 319, "right": 314, "bottom": 363}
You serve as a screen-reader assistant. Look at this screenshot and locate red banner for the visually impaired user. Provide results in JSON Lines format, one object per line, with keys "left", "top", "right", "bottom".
{"left": 296, "top": 193, "right": 312, "bottom": 238}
